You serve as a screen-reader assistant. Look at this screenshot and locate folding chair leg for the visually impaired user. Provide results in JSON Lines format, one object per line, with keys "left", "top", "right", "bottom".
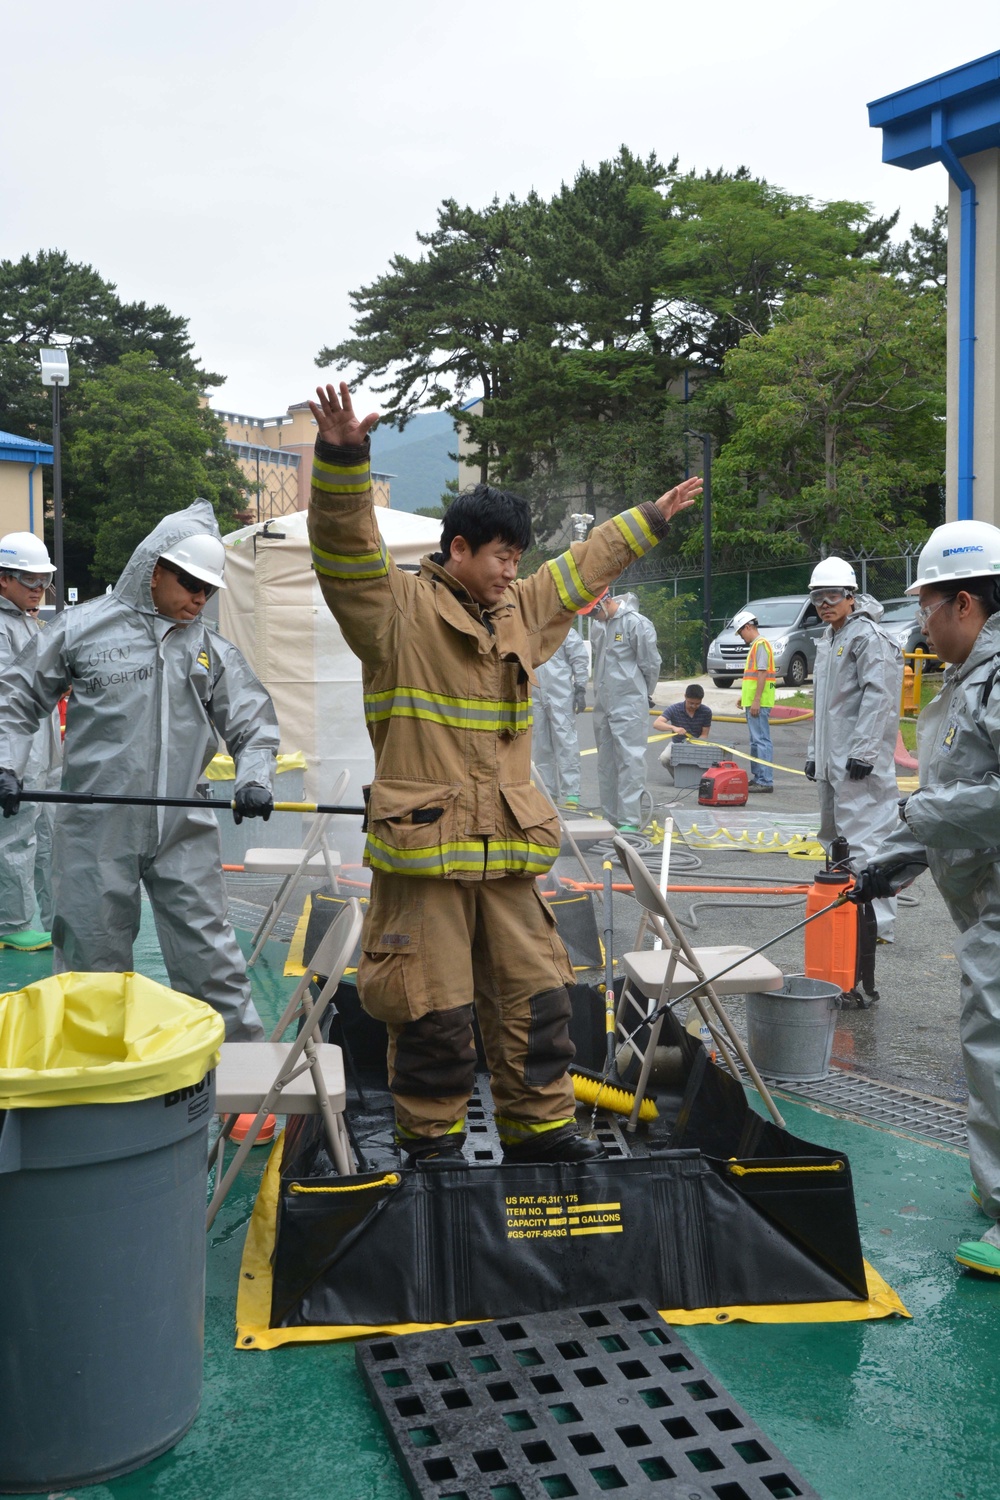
{"left": 248, "top": 874, "right": 296, "bottom": 966}
{"left": 206, "top": 1101, "right": 277, "bottom": 1229}
{"left": 306, "top": 1041, "right": 353, "bottom": 1176}
{"left": 626, "top": 1010, "right": 665, "bottom": 1133}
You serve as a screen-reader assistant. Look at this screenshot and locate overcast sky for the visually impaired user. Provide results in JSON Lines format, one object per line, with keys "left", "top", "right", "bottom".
{"left": 3, "top": 1, "right": 997, "bottom": 419}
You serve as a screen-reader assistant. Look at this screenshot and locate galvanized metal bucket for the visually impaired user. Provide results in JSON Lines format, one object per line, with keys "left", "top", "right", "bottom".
{"left": 745, "top": 976, "right": 841, "bottom": 1083}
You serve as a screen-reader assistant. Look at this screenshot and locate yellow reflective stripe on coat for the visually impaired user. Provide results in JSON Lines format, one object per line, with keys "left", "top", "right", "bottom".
{"left": 311, "top": 538, "right": 390, "bottom": 581}
{"left": 364, "top": 835, "right": 559, "bottom": 877}
{"left": 311, "top": 457, "right": 371, "bottom": 495}
{"left": 546, "top": 551, "right": 603, "bottom": 612}
{"left": 612, "top": 506, "right": 659, "bottom": 557}
{"left": 364, "top": 686, "right": 532, "bottom": 734}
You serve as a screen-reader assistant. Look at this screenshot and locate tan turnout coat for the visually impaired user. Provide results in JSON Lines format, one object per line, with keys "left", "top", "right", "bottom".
{"left": 307, "top": 437, "right": 670, "bottom": 881}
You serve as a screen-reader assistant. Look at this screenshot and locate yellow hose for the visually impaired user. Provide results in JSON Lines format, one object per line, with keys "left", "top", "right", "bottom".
{"left": 571, "top": 1071, "right": 659, "bottom": 1121}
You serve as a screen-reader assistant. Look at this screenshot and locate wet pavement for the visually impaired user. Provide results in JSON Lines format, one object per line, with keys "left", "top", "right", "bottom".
{"left": 568, "top": 689, "right": 969, "bottom": 1107}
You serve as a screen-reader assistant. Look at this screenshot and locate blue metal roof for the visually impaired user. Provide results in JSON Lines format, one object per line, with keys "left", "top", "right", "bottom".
{"left": 0, "top": 431, "right": 53, "bottom": 465}
{"left": 868, "top": 49, "right": 1000, "bottom": 169}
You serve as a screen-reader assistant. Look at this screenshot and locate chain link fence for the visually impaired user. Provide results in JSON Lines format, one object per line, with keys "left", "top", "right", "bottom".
{"left": 619, "top": 545, "right": 924, "bottom": 676}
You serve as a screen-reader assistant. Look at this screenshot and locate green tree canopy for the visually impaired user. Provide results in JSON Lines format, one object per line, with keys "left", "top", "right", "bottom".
{"left": 321, "top": 155, "right": 906, "bottom": 541}
{"left": 708, "top": 270, "right": 945, "bottom": 561}
{"left": 0, "top": 250, "right": 242, "bottom": 592}
{"left": 636, "top": 170, "right": 897, "bottom": 370}
{"left": 65, "top": 354, "right": 247, "bottom": 586}
{"left": 0, "top": 249, "right": 220, "bottom": 443}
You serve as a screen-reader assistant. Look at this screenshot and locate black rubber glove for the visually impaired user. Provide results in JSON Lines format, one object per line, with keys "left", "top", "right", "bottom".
{"left": 846, "top": 758, "right": 874, "bottom": 781}
{"left": 573, "top": 685, "right": 587, "bottom": 714}
{"left": 0, "top": 768, "right": 23, "bottom": 818}
{"left": 848, "top": 866, "right": 896, "bottom": 904}
{"left": 898, "top": 795, "right": 910, "bottom": 822}
{"left": 804, "top": 760, "right": 816, "bottom": 781}
{"left": 233, "top": 783, "right": 273, "bottom": 825}
{"left": 648, "top": 696, "right": 656, "bottom": 709}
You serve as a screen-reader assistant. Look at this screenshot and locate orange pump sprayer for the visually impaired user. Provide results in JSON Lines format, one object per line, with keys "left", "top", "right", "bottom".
{"left": 804, "top": 838, "right": 857, "bottom": 996}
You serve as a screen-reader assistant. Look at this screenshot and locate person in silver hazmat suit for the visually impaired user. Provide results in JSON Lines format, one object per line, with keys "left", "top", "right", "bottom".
{"left": 851, "top": 520, "right": 1000, "bottom": 1277}
{"left": 0, "top": 500, "right": 278, "bottom": 1041}
{"left": 805, "top": 557, "right": 903, "bottom": 940}
{"left": 591, "top": 591, "right": 660, "bottom": 833}
{"left": 532, "top": 630, "right": 589, "bottom": 808}
{"left": 0, "top": 532, "right": 62, "bottom": 951}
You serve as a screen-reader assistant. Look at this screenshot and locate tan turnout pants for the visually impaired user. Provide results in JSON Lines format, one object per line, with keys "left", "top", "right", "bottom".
{"left": 357, "top": 871, "right": 578, "bottom": 1143}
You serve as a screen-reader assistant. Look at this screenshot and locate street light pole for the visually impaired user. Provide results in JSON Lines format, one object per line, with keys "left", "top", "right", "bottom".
{"left": 51, "top": 382, "right": 64, "bottom": 612}
{"left": 39, "top": 348, "right": 70, "bottom": 613}
{"left": 685, "top": 430, "right": 712, "bottom": 668}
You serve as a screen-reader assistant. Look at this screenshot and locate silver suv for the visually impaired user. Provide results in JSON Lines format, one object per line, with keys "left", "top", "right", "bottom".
{"left": 707, "top": 595, "right": 824, "bottom": 688}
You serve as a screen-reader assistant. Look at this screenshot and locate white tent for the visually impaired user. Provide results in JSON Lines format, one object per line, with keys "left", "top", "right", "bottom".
{"left": 220, "top": 508, "right": 442, "bottom": 810}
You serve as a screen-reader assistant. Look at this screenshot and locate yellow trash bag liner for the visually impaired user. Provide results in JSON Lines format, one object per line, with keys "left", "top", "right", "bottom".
{"left": 0, "top": 971, "right": 225, "bottom": 1108}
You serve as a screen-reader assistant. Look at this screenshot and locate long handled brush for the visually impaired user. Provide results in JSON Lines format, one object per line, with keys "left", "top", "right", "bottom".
{"left": 570, "top": 859, "right": 659, "bottom": 1123}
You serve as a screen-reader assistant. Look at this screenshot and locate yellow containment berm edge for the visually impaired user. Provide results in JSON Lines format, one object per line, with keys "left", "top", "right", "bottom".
{"left": 235, "top": 1135, "right": 910, "bottom": 1349}
{"left": 0, "top": 972, "right": 225, "bottom": 1108}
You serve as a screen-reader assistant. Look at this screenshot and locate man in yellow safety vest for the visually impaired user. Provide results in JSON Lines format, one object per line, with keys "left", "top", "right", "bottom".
{"left": 733, "top": 608, "right": 776, "bottom": 792}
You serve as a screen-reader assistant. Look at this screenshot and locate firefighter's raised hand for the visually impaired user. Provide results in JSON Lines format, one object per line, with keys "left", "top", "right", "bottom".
{"left": 653, "top": 475, "right": 703, "bottom": 523}
{"left": 308, "top": 382, "right": 379, "bottom": 448}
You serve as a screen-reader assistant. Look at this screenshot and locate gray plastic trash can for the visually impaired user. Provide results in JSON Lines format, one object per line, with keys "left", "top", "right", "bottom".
{"left": 0, "top": 1074, "right": 215, "bottom": 1490}
{"left": 745, "top": 976, "right": 841, "bottom": 1083}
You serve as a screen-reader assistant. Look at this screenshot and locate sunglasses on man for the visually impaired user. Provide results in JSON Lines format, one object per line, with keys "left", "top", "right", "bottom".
{"left": 159, "top": 561, "right": 218, "bottom": 600}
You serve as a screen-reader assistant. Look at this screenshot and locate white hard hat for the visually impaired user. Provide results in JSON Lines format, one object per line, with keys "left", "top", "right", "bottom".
{"left": 905, "top": 520, "right": 1000, "bottom": 595}
{"left": 158, "top": 533, "right": 227, "bottom": 590}
{"left": 731, "top": 608, "right": 758, "bottom": 632}
{"left": 0, "top": 531, "right": 56, "bottom": 577}
{"left": 809, "top": 557, "right": 857, "bottom": 590}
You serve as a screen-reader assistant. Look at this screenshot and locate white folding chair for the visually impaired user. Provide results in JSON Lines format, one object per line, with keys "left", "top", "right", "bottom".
{"left": 244, "top": 768, "right": 350, "bottom": 966}
{"left": 207, "top": 897, "right": 364, "bottom": 1228}
{"left": 612, "top": 836, "right": 786, "bottom": 1132}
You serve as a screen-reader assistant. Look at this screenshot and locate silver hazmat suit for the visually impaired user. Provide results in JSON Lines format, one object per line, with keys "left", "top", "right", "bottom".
{"left": 873, "top": 611, "right": 1000, "bottom": 1219}
{"left": 592, "top": 594, "right": 660, "bottom": 828}
{"left": 807, "top": 595, "right": 903, "bottom": 938}
{"left": 532, "top": 631, "right": 589, "bottom": 803}
{"left": 0, "top": 597, "right": 61, "bottom": 935}
{"left": 0, "top": 501, "right": 279, "bottom": 1040}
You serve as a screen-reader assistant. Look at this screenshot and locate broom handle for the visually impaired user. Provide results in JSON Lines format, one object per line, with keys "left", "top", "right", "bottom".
{"left": 603, "top": 861, "right": 616, "bottom": 1072}
{"left": 18, "top": 791, "right": 366, "bottom": 815}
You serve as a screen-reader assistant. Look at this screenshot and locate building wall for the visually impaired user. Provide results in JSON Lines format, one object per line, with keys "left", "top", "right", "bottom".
{"left": 215, "top": 403, "right": 390, "bottom": 512}
{"left": 947, "top": 149, "right": 1000, "bottom": 525}
{"left": 0, "top": 461, "right": 45, "bottom": 541}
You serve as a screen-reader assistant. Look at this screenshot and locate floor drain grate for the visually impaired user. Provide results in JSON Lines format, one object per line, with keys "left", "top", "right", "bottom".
{"left": 762, "top": 1069, "right": 967, "bottom": 1149}
{"left": 358, "top": 1298, "right": 819, "bottom": 1499}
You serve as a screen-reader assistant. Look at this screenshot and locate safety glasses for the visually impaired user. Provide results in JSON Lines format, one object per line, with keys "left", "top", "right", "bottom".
{"left": 160, "top": 562, "right": 217, "bottom": 600}
{"left": 9, "top": 571, "right": 49, "bottom": 589}
{"left": 809, "top": 589, "right": 849, "bottom": 607}
{"left": 916, "top": 596, "right": 951, "bottom": 630}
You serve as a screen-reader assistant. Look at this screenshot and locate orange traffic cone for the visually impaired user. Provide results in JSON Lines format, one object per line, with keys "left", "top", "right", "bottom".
{"left": 230, "top": 1112, "right": 277, "bottom": 1144}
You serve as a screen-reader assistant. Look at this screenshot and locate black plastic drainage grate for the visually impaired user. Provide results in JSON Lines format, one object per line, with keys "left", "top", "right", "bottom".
{"left": 357, "top": 1298, "right": 819, "bottom": 1500}
{"left": 456, "top": 1079, "right": 628, "bottom": 1168}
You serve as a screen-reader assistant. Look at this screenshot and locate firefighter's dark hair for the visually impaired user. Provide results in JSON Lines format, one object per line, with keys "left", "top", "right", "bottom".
{"left": 441, "top": 485, "right": 532, "bottom": 558}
